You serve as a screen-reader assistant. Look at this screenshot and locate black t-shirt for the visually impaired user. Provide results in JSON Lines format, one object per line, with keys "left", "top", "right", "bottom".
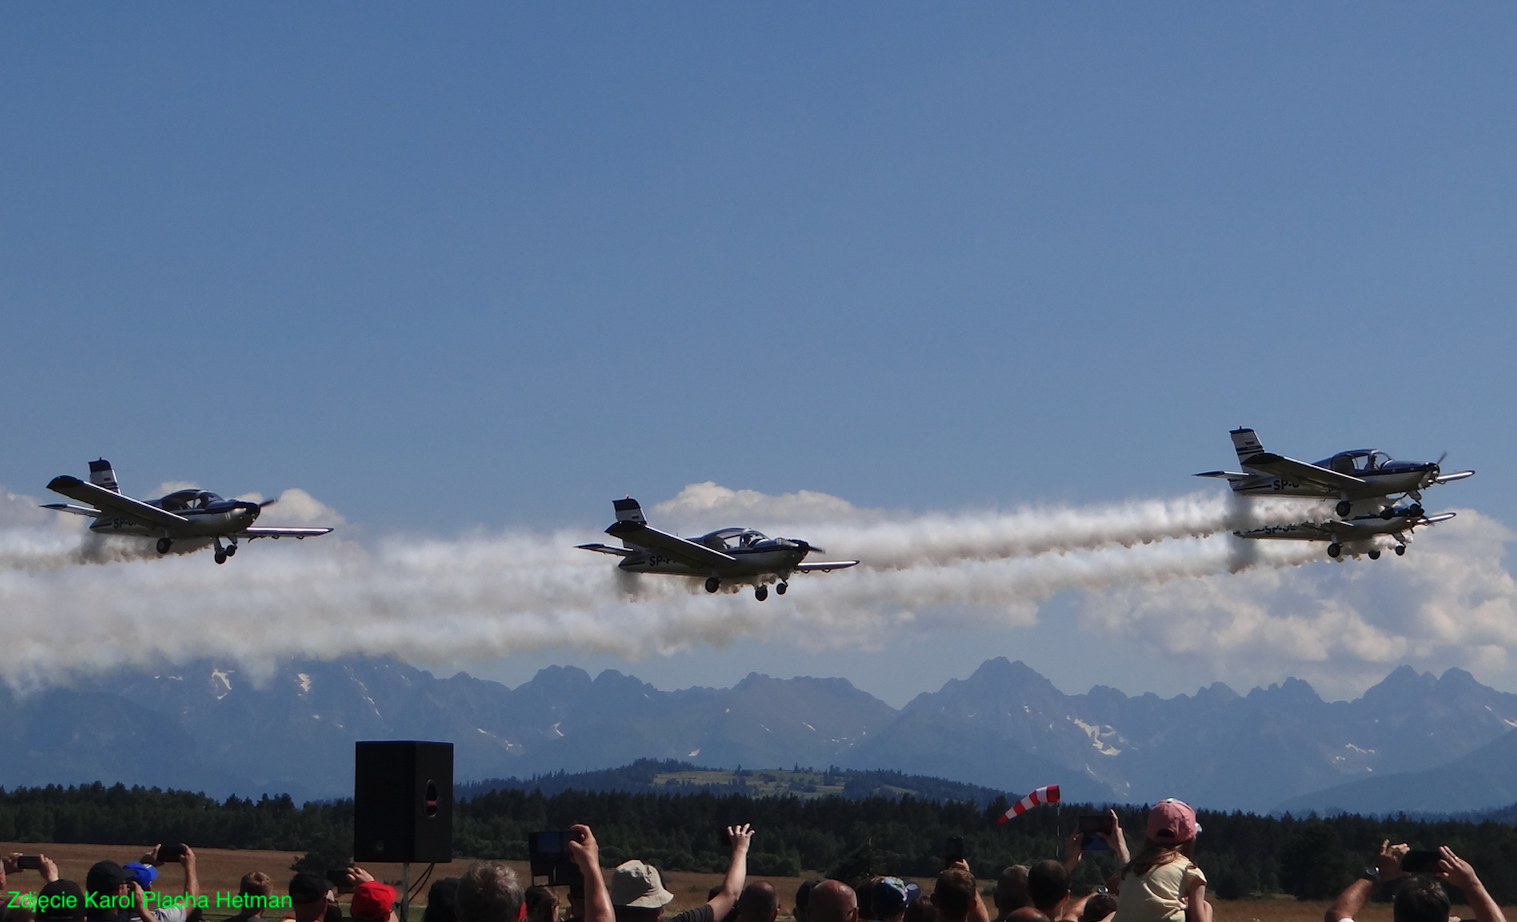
{"left": 669, "top": 905, "right": 716, "bottom": 922}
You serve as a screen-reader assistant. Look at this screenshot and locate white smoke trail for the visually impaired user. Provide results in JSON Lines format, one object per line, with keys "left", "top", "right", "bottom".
{"left": 0, "top": 481, "right": 1329, "bottom": 690}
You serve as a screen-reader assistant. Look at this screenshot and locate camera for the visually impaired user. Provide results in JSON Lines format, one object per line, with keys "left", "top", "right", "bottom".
{"left": 154, "top": 844, "right": 187, "bottom": 865}
{"left": 944, "top": 836, "right": 965, "bottom": 866}
{"left": 529, "top": 831, "right": 584, "bottom": 887}
{"left": 17, "top": 856, "right": 43, "bottom": 871}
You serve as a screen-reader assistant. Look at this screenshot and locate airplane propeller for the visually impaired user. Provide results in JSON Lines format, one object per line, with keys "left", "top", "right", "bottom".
{"left": 787, "top": 538, "right": 826, "bottom": 554}
{"left": 258, "top": 497, "right": 279, "bottom": 509}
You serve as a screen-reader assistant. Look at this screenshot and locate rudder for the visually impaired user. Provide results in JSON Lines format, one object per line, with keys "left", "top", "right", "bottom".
{"left": 89, "top": 458, "right": 120, "bottom": 492}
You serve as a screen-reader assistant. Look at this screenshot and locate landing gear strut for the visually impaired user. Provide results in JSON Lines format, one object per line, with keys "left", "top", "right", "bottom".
{"left": 775, "top": 582, "right": 788, "bottom": 595}
{"left": 755, "top": 585, "right": 768, "bottom": 602}
{"left": 214, "top": 539, "right": 227, "bottom": 565}
{"left": 156, "top": 537, "right": 172, "bottom": 555}
{"left": 705, "top": 577, "right": 720, "bottom": 593}
{"left": 1327, "top": 543, "right": 1342, "bottom": 559}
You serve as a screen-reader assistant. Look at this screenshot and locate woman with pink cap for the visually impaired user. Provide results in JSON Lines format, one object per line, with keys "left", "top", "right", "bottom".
{"left": 1110, "top": 799, "right": 1210, "bottom": 922}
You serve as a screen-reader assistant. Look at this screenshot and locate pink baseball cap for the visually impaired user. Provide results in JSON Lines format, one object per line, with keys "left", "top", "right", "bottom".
{"left": 1147, "top": 799, "right": 1200, "bottom": 843}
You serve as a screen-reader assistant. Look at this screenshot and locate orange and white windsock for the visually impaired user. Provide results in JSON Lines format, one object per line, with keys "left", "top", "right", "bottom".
{"left": 998, "top": 784, "right": 1059, "bottom": 823}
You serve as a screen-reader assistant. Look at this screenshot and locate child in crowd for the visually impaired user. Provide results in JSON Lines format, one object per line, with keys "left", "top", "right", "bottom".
{"left": 1112, "top": 800, "right": 1210, "bottom": 922}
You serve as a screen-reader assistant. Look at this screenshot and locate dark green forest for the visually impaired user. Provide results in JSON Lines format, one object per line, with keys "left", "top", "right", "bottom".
{"left": 4, "top": 783, "right": 1517, "bottom": 903}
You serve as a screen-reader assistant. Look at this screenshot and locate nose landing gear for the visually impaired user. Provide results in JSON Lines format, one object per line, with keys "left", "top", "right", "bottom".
{"left": 1327, "top": 543, "right": 1342, "bottom": 559}
{"left": 776, "top": 582, "right": 788, "bottom": 595}
{"left": 156, "top": 537, "right": 172, "bottom": 555}
{"left": 755, "top": 585, "right": 768, "bottom": 601}
{"left": 705, "top": 577, "right": 721, "bottom": 593}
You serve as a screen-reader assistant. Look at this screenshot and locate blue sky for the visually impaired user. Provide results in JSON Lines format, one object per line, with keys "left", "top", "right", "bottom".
{"left": 3, "top": 5, "right": 1515, "bottom": 706}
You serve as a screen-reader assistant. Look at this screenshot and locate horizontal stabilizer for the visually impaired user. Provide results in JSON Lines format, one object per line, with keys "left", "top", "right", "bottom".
{"left": 47, "top": 475, "right": 190, "bottom": 529}
{"left": 1435, "top": 470, "right": 1475, "bottom": 484}
{"left": 41, "top": 502, "right": 103, "bottom": 517}
{"left": 1194, "top": 470, "right": 1249, "bottom": 481}
{"left": 793, "top": 560, "right": 860, "bottom": 572}
{"left": 576, "top": 543, "right": 638, "bottom": 558}
{"left": 239, "top": 527, "right": 334, "bottom": 539}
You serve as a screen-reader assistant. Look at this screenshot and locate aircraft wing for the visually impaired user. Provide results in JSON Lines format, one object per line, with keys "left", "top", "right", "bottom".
{"left": 239, "top": 527, "right": 334, "bottom": 540}
{"left": 604, "top": 521, "right": 736, "bottom": 568}
{"left": 1241, "top": 453, "right": 1366, "bottom": 490}
{"left": 576, "top": 543, "right": 638, "bottom": 558}
{"left": 793, "top": 560, "right": 861, "bottom": 572}
{"left": 46, "top": 476, "right": 189, "bottom": 529}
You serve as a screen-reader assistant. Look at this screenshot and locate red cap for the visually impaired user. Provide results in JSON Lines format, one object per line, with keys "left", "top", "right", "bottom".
{"left": 1146, "top": 799, "right": 1200, "bottom": 843}
{"left": 351, "top": 882, "right": 398, "bottom": 920}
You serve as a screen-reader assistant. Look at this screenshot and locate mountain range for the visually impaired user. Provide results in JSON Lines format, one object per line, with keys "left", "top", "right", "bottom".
{"left": 3, "top": 654, "right": 1517, "bottom": 814}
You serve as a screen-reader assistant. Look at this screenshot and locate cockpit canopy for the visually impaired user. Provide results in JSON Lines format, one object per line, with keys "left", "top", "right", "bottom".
{"left": 698, "top": 527, "right": 770, "bottom": 551}
{"left": 159, "top": 489, "right": 225, "bottom": 511}
{"left": 1320, "top": 450, "right": 1391, "bottom": 475}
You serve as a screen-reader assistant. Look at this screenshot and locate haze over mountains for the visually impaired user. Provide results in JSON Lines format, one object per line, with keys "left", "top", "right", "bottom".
{"left": 3, "top": 654, "right": 1516, "bottom": 815}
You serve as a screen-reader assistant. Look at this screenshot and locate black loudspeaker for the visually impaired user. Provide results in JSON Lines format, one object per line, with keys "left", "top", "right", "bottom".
{"left": 353, "top": 741, "right": 454, "bottom": 864}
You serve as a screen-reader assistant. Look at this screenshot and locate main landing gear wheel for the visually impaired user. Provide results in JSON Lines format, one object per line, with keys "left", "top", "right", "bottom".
{"left": 215, "top": 550, "right": 227, "bottom": 565}
{"left": 755, "top": 585, "right": 768, "bottom": 601}
{"left": 1336, "top": 501, "right": 1353, "bottom": 517}
{"left": 1327, "top": 543, "right": 1342, "bottom": 559}
{"left": 1409, "top": 503, "right": 1424, "bottom": 518}
{"left": 1368, "top": 549, "right": 1381, "bottom": 560}
{"left": 225, "top": 544, "right": 237, "bottom": 557}
{"left": 156, "top": 538, "right": 172, "bottom": 555}
{"left": 776, "top": 582, "right": 788, "bottom": 595}
{"left": 705, "top": 577, "right": 720, "bottom": 593}
{"left": 1396, "top": 544, "right": 1407, "bottom": 556}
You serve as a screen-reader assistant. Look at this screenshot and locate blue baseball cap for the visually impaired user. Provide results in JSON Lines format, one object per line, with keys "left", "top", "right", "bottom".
{"left": 123, "top": 863, "right": 158, "bottom": 888}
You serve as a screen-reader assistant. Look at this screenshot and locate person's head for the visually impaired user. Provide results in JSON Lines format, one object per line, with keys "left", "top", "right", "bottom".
{"left": 524, "top": 887, "right": 559, "bottom": 922}
{"left": 901, "top": 896, "right": 935, "bottom": 922}
{"left": 1025, "top": 862, "right": 1068, "bottom": 917}
{"left": 930, "top": 868, "right": 976, "bottom": 922}
{"left": 123, "top": 864, "right": 158, "bottom": 893}
{"left": 737, "top": 883, "right": 778, "bottom": 922}
{"left": 290, "top": 873, "right": 334, "bottom": 922}
{"left": 1393, "top": 877, "right": 1451, "bottom": 922}
{"left": 1079, "top": 893, "right": 1116, "bottom": 922}
{"left": 456, "top": 863, "right": 524, "bottom": 922}
{"left": 870, "top": 879, "right": 911, "bottom": 922}
{"left": 808, "top": 881, "right": 859, "bottom": 922}
{"left": 241, "top": 873, "right": 274, "bottom": 901}
{"left": 993, "top": 867, "right": 1029, "bottom": 917}
{"left": 423, "top": 879, "right": 461, "bottom": 922}
{"left": 794, "top": 878, "right": 826, "bottom": 922}
{"left": 608, "top": 861, "right": 673, "bottom": 922}
{"left": 86, "top": 862, "right": 131, "bottom": 900}
{"left": 1006, "top": 910, "right": 1050, "bottom": 922}
{"left": 36, "top": 880, "right": 87, "bottom": 922}
{"left": 352, "top": 881, "right": 400, "bottom": 922}
{"left": 1146, "top": 800, "right": 1199, "bottom": 847}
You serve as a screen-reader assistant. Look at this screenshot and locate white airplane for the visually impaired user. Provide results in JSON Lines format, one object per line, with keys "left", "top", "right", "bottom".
{"left": 577, "top": 497, "right": 858, "bottom": 600}
{"left": 1234, "top": 504, "right": 1455, "bottom": 559}
{"left": 1197, "top": 427, "right": 1473, "bottom": 517}
{"left": 43, "top": 459, "right": 333, "bottom": 564}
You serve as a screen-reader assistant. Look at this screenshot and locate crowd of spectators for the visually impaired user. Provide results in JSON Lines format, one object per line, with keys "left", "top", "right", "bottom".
{"left": 2, "top": 801, "right": 1507, "bottom": 922}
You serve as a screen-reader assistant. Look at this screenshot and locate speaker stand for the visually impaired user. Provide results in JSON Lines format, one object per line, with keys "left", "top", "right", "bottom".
{"left": 400, "top": 862, "right": 411, "bottom": 922}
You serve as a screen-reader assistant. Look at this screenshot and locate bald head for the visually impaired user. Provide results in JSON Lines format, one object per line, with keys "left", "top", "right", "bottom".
{"left": 737, "top": 883, "right": 779, "bottom": 922}
{"left": 808, "top": 881, "right": 859, "bottom": 922}
{"left": 1007, "top": 909, "right": 1050, "bottom": 922}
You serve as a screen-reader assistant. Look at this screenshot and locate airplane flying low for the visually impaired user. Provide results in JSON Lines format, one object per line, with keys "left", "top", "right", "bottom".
{"left": 1197, "top": 427, "right": 1474, "bottom": 518}
{"left": 577, "top": 497, "right": 859, "bottom": 600}
{"left": 1234, "top": 504, "right": 1456, "bottom": 560}
{"left": 43, "top": 459, "right": 333, "bottom": 564}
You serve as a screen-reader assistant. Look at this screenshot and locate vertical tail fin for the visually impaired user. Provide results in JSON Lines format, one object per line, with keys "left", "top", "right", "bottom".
{"left": 88, "top": 458, "right": 120, "bottom": 493}
{"left": 612, "top": 497, "right": 646, "bottom": 549}
{"left": 1231, "top": 429, "right": 1265, "bottom": 467}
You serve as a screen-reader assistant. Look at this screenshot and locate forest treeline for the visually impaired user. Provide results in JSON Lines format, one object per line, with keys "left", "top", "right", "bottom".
{"left": 4, "top": 783, "right": 1517, "bottom": 903}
